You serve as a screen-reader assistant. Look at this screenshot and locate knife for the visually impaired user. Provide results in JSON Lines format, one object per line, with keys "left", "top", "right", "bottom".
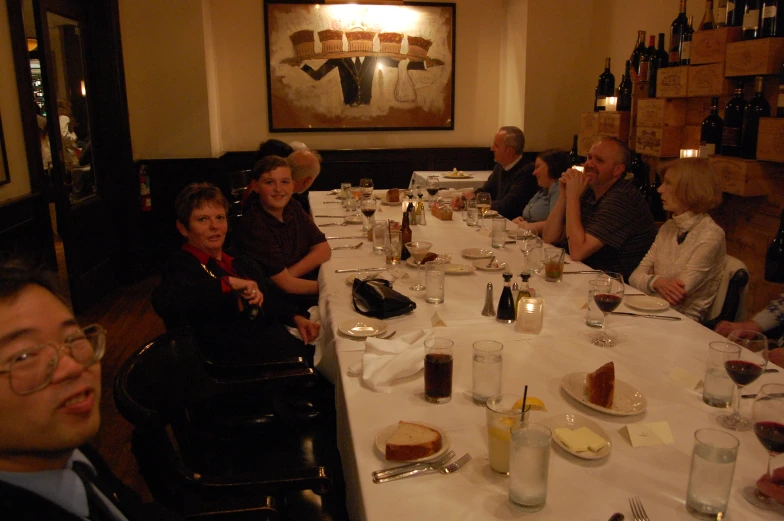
{"left": 314, "top": 215, "right": 349, "bottom": 218}
{"left": 326, "top": 235, "right": 367, "bottom": 239}
{"left": 610, "top": 311, "right": 681, "bottom": 321}
{"left": 563, "top": 270, "right": 603, "bottom": 274}
{"left": 335, "top": 267, "right": 388, "bottom": 273}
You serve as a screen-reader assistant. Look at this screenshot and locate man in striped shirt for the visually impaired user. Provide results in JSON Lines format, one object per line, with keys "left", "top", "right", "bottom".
{"left": 542, "top": 137, "right": 657, "bottom": 281}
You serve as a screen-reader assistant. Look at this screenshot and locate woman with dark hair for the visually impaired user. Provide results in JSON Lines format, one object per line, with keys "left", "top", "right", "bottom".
{"left": 152, "top": 182, "right": 319, "bottom": 365}
{"left": 512, "top": 149, "right": 571, "bottom": 236}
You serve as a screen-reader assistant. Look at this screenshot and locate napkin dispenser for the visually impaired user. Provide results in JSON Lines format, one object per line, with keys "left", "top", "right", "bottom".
{"left": 515, "top": 297, "right": 543, "bottom": 334}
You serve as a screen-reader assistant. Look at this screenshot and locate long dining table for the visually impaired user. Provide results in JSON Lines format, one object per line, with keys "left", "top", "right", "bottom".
{"left": 311, "top": 190, "right": 783, "bottom": 521}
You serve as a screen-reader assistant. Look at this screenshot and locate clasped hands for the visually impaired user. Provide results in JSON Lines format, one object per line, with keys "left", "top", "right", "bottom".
{"left": 652, "top": 277, "right": 687, "bottom": 306}
{"left": 559, "top": 168, "right": 591, "bottom": 200}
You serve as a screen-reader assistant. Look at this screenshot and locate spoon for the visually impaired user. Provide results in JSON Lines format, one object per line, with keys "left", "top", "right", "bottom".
{"left": 486, "top": 255, "right": 496, "bottom": 268}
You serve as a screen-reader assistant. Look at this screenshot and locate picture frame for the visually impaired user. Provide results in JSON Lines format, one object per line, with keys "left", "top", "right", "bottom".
{"left": 264, "top": 1, "right": 455, "bottom": 132}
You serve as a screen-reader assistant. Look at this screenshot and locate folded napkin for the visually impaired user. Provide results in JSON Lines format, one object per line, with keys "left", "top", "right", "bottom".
{"left": 350, "top": 330, "right": 433, "bottom": 393}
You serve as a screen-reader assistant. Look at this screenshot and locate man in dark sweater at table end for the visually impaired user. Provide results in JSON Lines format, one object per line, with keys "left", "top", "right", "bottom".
{"left": 542, "top": 136, "right": 657, "bottom": 281}
{"left": 458, "top": 126, "right": 538, "bottom": 220}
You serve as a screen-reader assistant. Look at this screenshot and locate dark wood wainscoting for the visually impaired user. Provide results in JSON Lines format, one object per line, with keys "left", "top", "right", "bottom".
{"left": 0, "top": 193, "right": 56, "bottom": 267}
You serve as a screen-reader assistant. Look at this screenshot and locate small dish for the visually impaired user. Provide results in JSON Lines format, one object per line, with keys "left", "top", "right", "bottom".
{"left": 461, "top": 248, "right": 494, "bottom": 259}
{"left": 442, "top": 173, "right": 473, "bottom": 179}
{"left": 344, "top": 215, "right": 363, "bottom": 224}
{"left": 625, "top": 295, "right": 669, "bottom": 312}
{"left": 544, "top": 414, "right": 611, "bottom": 460}
{"left": 561, "top": 372, "right": 647, "bottom": 416}
{"left": 473, "top": 259, "right": 508, "bottom": 272}
{"left": 374, "top": 422, "right": 451, "bottom": 463}
{"left": 405, "top": 253, "right": 451, "bottom": 268}
{"left": 338, "top": 318, "right": 388, "bottom": 338}
{"left": 443, "top": 263, "right": 476, "bottom": 275}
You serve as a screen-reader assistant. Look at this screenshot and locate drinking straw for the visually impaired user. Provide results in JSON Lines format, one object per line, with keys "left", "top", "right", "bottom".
{"left": 521, "top": 384, "right": 528, "bottom": 424}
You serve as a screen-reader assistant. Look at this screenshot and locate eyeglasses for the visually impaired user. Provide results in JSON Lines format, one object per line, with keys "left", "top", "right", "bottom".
{"left": 0, "top": 324, "right": 106, "bottom": 395}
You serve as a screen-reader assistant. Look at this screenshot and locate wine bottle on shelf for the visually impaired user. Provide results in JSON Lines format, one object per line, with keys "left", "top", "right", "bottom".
{"left": 570, "top": 135, "right": 580, "bottom": 166}
{"left": 778, "top": 61, "right": 784, "bottom": 117}
{"left": 639, "top": 35, "right": 656, "bottom": 81}
{"left": 648, "top": 33, "right": 670, "bottom": 98}
{"left": 647, "top": 174, "right": 667, "bottom": 222}
{"left": 717, "top": 0, "right": 729, "bottom": 26}
{"left": 743, "top": 0, "right": 762, "bottom": 38}
{"left": 630, "top": 153, "right": 647, "bottom": 191}
{"left": 700, "top": 0, "right": 717, "bottom": 29}
{"left": 670, "top": 0, "right": 689, "bottom": 64}
{"left": 682, "top": 16, "right": 695, "bottom": 65}
{"left": 727, "top": 0, "right": 747, "bottom": 26}
{"left": 765, "top": 209, "right": 784, "bottom": 283}
{"left": 741, "top": 75, "right": 771, "bottom": 159}
{"left": 721, "top": 80, "right": 746, "bottom": 157}
{"left": 631, "top": 30, "right": 647, "bottom": 77}
{"left": 400, "top": 203, "right": 412, "bottom": 261}
{"left": 761, "top": 0, "right": 780, "bottom": 36}
{"left": 595, "top": 57, "right": 615, "bottom": 111}
{"left": 701, "top": 97, "right": 724, "bottom": 156}
{"left": 618, "top": 61, "right": 633, "bottom": 111}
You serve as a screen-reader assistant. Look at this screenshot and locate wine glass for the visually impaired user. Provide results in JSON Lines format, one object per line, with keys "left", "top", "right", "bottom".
{"left": 360, "top": 178, "right": 374, "bottom": 198}
{"left": 718, "top": 329, "right": 768, "bottom": 431}
{"left": 476, "top": 192, "right": 492, "bottom": 230}
{"left": 360, "top": 197, "right": 376, "bottom": 232}
{"left": 591, "top": 272, "right": 624, "bottom": 347}
{"left": 405, "top": 241, "right": 432, "bottom": 291}
{"left": 742, "top": 383, "right": 784, "bottom": 510}
{"left": 426, "top": 176, "right": 440, "bottom": 210}
{"left": 518, "top": 234, "right": 538, "bottom": 275}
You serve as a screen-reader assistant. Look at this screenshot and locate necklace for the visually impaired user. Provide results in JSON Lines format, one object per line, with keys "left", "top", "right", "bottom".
{"left": 676, "top": 214, "right": 705, "bottom": 245}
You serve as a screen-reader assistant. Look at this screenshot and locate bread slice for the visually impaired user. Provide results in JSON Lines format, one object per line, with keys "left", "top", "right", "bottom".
{"left": 386, "top": 188, "right": 400, "bottom": 202}
{"left": 587, "top": 362, "right": 615, "bottom": 408}
{"left": 385, "top": 421, "right": 442, "bottom": 461}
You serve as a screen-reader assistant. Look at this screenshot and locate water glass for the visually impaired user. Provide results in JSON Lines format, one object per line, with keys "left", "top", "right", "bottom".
{"left": 385, "top": 230, "right": 402, "bottom": 265}
{"left": 372, "top": 220, "right": 388, "bottom": 254}
{"left": 424, "top": 338, "right": 453, "bottom": 404}
{"left": 486, "top": 394, "right": 530, "bottom": 474}
{"left": 491, "top": 216, "right": 507, "bottom": 248}
{"left": 472, "top": 341, "right": 503, "bottom": 405}
{"left": 508, "top": 422, "right": 552, "bottom": 513}
{"left": 544, "top": 247, "right": 565, "bottom": 282}
{"left": 425, "top": 262, "right": 445, "bottom": 304}
{"left": 340, "top": 182, "right": 351, "bottom": 202}
{"left": 465, "top": 199, "right": 478, "bottom": 226}
{"left": 526, "top": 237, "right": 544, "bottom": 274}
{"left": 703, "top": 342, "right": 736, "bottom": 408}
{"left": 585, "top": 280, "right": 604, "bottom": 328}
{"left": 685, "top": 428, "right": 739, "bottom": 519}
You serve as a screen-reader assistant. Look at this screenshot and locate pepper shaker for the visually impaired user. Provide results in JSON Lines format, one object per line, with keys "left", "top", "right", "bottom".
{"left": 481, "top": 282, "right": 495, "bottom": 316}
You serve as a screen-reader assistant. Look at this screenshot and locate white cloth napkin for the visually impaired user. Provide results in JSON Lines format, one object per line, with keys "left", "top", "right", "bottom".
{"left": 349, "top": 330, "right": 433, "bottom": 393}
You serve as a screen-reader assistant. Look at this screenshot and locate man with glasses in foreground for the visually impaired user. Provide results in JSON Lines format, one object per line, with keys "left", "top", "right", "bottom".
{"left": 0, "top": 258, "right": 179, "bottom": 520}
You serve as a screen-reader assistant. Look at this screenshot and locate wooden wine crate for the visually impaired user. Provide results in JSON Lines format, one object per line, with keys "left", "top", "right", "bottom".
{"left": 685, "top": 97, "right": 731, "bottom": 126}
{"left": 579, "top": 112, "right": 600, "bottom": 135}
{"left": 635, "top": 126, "right": 683, "bottom": 157}
{"left": 756, "top": 118, "right": 784, "bottom": 163}
{"left": 681, "top": 125, "right": 701, "bottom": 149}
{"left": 688, "top": 63, "right": 733, "bottom": 97}
{"left": 708, "top": 155, "right": 772, "bottom": 196}
{"left": 690, "top": 26, "right": 743, "bottom": 65}
{"left": 725, "top": 38, "right": 784, "bottom": 77}
{"left": 597, "top": 112, "right": 631, "bottom": 139}
{"left": 636, "top": 99, "right": 687, "bottom": 127}
{"left": 633, "top": 81, "right": 650, "bottom": 101}
{"left": 577, "top": 134, "right": 597, "bottom": 157}
{"left": 655, "top": 66, "right": 689, "bottom": 98}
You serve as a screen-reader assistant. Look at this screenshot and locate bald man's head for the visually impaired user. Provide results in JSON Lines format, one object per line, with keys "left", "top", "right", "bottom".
{"left": 288, "top": 150, "right": 321, "bottom": 193}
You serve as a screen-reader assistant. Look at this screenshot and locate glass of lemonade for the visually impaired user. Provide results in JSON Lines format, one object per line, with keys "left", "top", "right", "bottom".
{"left": 485, "top": 394, "right": 530, "bottom": 474}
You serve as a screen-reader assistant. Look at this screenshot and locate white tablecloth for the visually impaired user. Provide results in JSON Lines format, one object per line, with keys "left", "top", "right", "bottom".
{"left": 310, "top": 191, "right": 781, "bottom": 521}
{"left": 411, "top": 170, "right": 492, "bottom": 190}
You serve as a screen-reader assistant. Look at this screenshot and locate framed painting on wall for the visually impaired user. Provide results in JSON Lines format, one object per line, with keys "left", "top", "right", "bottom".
{"left": 264, "top": 1, "right": 455, "bottom": 132}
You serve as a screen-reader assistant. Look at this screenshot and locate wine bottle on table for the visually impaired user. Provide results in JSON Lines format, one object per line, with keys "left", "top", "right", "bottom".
{"left": 569, "top": 135, "right": 579, "bottom": 165}
{"left": 401, "top": 204, "right": 412, "bottom": 261}
{"left": 649, "top": 34, "right": 670, "bottom": 97}
{"left": 682, "top": 16, "right": 695, "bottom": 64}
{"left": 595, "top": 58, "right": 615, "bottom": 111}
{"left": 630, "top": 30, "right": 647, "bottom": 77}
{"left": 741, "top": 75, "right": 771, "bottom": 159}
{"left": 700, "top": 0, "right": 717, "bottom": 29}
{"left": 700, "top": 97, "right": 724, "bottom": 156}
{"left": 727, "top": 0, "right": 747, "bottom": 26}
{"left": 718, "top": 0, "right": 729, "bottom": 25}
{"left": 670, "top": 0, "right": 689, "bottom": 64}
{"left": 639, "top": 35, "right": 656, "bottom": 81}
{"left": 721, "top": 80, "right": 746, "bottom": 157}
{"left": 765, "top": 209, "right": 784, "bottom": 283}
{"left": 761, "top": 0, "right": 780, "bottom": 36}
{"left": 618, "top": 61, "right": 633, "bottom": 111}
{"left": 743, "top": 0, "right": 762, "bottom": 38}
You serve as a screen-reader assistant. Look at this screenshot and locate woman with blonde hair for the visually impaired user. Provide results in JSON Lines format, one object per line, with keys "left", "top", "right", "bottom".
{"left": 629, "top": 158, "right": 726, "bottom": 321}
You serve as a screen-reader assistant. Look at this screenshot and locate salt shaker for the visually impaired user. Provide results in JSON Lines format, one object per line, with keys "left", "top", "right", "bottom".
{"left": 481, "top": 282, "right": 495, "bottom": 316}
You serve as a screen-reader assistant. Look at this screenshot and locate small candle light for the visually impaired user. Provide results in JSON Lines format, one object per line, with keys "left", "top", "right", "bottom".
{"left": 680, "top": 149, "right": 700, "bottom": 158}
{"left": 515, "top": 297, "right": 544, "bottom": 334}
{"left": 605, "top": 97, "right": 618, "bottom": 112}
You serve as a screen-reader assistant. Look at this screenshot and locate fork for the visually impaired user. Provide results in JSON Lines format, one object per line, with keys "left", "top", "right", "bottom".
{"left": 372, "top": 450, "right": 455, "bottom": 479}
{"left": 332, "top": 242, "right": 363, "bottom": 250}
{"left": 374, "top": 453, "right": 471, "bottom": 483}
{"left": 629, "top": 496, "right": 650, "bottom": 521}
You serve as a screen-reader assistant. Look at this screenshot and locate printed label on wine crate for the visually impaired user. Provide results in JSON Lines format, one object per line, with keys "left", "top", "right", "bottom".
{"left": 637, "top": 99, "right": 687, "bottom": 127}
{"left": 681, "top": 126, "right": 701, "bottom": 150}
{"left": 756, "top": 118, "right": 784, "bottom": 163}
{"left": 708, "top": 155, "right": 772, "bottom": 196}
{"left": 579, "top": 113, "right": 600, "bottom": 135}
{"left": 690, "top": 26, "right": 743, "bottom": 65}
{"left": 687, "top": 63, "right": 733, "bottom": 97}
{"left": 655, "top": 67, "right": 689, "bottom": 98}
{"left": 635, "top": 127, "right": 683, "bottom": 157}
{"left": 725, "top": 38, "right": 784, "bottom": 77}
{"left": 597, "top": 112, "right": 631, "bottom": 140}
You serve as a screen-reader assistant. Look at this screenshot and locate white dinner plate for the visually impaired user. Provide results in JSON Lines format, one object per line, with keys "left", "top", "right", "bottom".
{"left": 344, "top": 215, "right": 363, "bottom": 224}
{"left": 338, "top": 318, "right": 388, "bottom": 338}
{"left": 473, "top": 259, "right": 508, "bottom": 272}
{"left": 461, "top": 248, "right": 494, "bottom": 259}
{"left": 544, "top": 414, "right": 611, "bottom": 460}
{"left": 443, "top": 263, "right": 476, "bottom": 275}
{"left": 442, "top": 173, "right": 474, "bottom": 179}
{"left": 624, "top": 295, "right": 669, "bottom": 312}
{"left": 374, "top": 422, "right": 451, "bottom": 463}
{"left": 561, "top": 372, "right": 647, "bottom": 416}
{"left": 405, "top": 254, "right": 451, "bottom": 268}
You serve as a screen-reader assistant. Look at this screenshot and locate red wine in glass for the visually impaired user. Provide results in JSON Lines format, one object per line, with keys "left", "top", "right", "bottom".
{"left": 753, "top": 421, "right": 784, "bottom": 453}
{"left": 361, "top": 208, "right": 376, "bottom": 219}
{"left": 426, "top": 188, "right": 439, "bottom": 197}
{"left": 724, "top": 359, "right": 764, "bottom": 386}
{"left": 594, "top": 293, "right": 622, "bottom": 313}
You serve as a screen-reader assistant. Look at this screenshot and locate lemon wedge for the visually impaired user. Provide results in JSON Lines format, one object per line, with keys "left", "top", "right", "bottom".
{"left": 513, "top": 397, "right": 547, "bottom": 412}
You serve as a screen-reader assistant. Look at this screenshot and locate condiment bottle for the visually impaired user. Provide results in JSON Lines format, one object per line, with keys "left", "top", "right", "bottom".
{"left": 515, "top": 273, "right": 532, "bottom": 315}
{"left": 401, "top": 204, "right": 413, "bottom": 261}
{"left": 496, "top": 273, "right": 516, "bottom": 323}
